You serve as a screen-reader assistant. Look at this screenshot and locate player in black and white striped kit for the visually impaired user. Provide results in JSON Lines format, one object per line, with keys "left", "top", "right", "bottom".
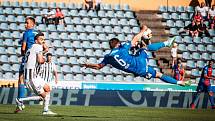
{"left": 15, "top": 33, "right": 56, "bottom": 115}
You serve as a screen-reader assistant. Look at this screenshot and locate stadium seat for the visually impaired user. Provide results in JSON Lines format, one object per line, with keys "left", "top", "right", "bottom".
{"left": 117, "top": 34, "right": 126, "bottom": 41}
{"left": 176, "top": 6, "right": 185, "bottom": 13}
{"left": 178, "top": 44, "right": 187, "bottom": 52}
{"left": 162, "top": 13, "right": 170, "bottom": 20}
{"left": 48, "top": 24, "right": 57, "bottom": 32}
{"left": 73, "top": 17, "right": 81, "bottom": 24}
{"left": 64, "top": 17, "right": 72, "bottom": 24}
{"left": 104, "top": 26, "right": 113, "bottom": 33}
{"left": 114, "top": 75, "right": 124, "bottom": 81}
{"left": 166, "top": 20, "right": 175, "bottom": 28}
{"left": 22, "top": 8, "right": 31, "bottom": 16}
{"left": 85, "top": 49, "right": 95, "bottom": 57}
{"left": 9, "top": 23, "right": 18, "bottom": 31}
{"left": 125, "top": 75, "right": 134, "bottom": 82}
{"left": 1, "top": 31, "right": 11, "bottom": 38}
{"left": 193, "top": 37, "right": 201, "bottom": 44}
{"left": 1, "top": 64, "right": 11, "bottom": 72}
{"left": 106, "top": 10, "right": 115, "bottom": 18}
{"left": 69, "top": 9, "right": 78, "bottom": 16}
{"left": 97, "top": 33, "right": 107, "bottom": 41}
{"left": 72, "top": 65, "right": 82, "bottom": 74}
{"left": 184, "top": 21, "right": 191, "bottom": 26}
{"left": 158, "top": 6, "right": 167, "bottom": 13}
{"left": 65, "top": 74, "right": 74, "bottom": 81}
{"left": 12, "top": 31, "right": 21, "bottom": 39}
{"left": 98, "top": 10, "right": 106, "bottom": 17}
{"left": 75, "top": 49, "right": 85, "bottom": 56}
{"left": 197, "top": 44, "right": 206, "bottom": 52}
{"left": 202, "top": 37, "right": 212, "bottom": 44}
{"left": 62, "top": 41, "right": 71, "bottom": 48}
{"left": 85, "top": 25, "right": 94, "bottom": 33}
{"left": 50, "top": 32, "right": 60, "bottom": 40}
{"left": 11, "top": 64, "right": 20, "bottom": 72}
{"left": 62, "top": 65, "right": 71, "bottom": 73}
{"left": 60, "top": 32, "right": 69, "bottom": 40}
{"left": 174, "top": 36, "right": 183, "bottom": 43}
{"left": 115, "top": 11, "right": 124, "bottom": 18}
{"left": 57, "top": 24, "right": 66, "bottom": 32}
{"left": 202, "top": 53, "right": 211, "bottom": 60}
{"left": 79, "top": 33, "right": 88, "bottom": 41}
{"left": 30, "top": 1, "right": 38, "bottom": 8}
{"left": 0, "top": 23, "right": 9, "bottom": 30}
{"left": 187, "top": 44, "right": 197, "bottom": 52}
{"left": 69, "top": 33, "right": 78, "bottom": 40}
{"left": 132, "top": 27, "right": 140, "bottom": 34}
{"left": 0, "top": 54, "right": 8, "bottom": 63}
{"left": 81, "top": 17, "right": 90, "bottom": 25}
{"left": 4, "top": 8, "right": 13, "bottom": 15}
{"left": 192, "top": 52, "right": 201, "bottom": 60}
{"left": 167, "top": 6, "right": 176, "bottom": 12}
{"left": 105, "top": 75, "right": 114, "bottom": 81}
{"left": 206, "top": 45, "right": 214, "bottom": 52}
{"left": 186, "top": 60, "right": 196, "bottom": 69}
{"left": 0, "top": 15, "right": 6, "bottom": 22}
{"left": 125, "top": 11, "right": 134, "bottom": 18}
{"left": 66, "top": 25, "right": 75, "bottom": 32}
{"left": 175, "top": 20, "right": 184, "bottom": 28}
{"left": 182, "top": 52, "right": 191, "bottom": 60}
{"left": 169, "top": 28, "right": 178, "bottom": 35}
{"left": 58, "top": 2, "right": 66, "bottom": 8}
{"left": 208, "top": 29, "right": 215, "bottom": 36}
{"left": 129, "top": 19, "right": 138, "bottom": 26}
{"left": 88, "top": 33, "right": 97, "bottom": 41}
{"left": 56, "top": 48, "right": 65, "bottom": 56}
{"left": 39, "top": 2, "right": 48, "bottom": 8}
{"left": 111, "top": 67, "right": 121, "bottom": 74}
{"left": 82, "top": 41, "right": 92, "bottom": 49}
{"left": 79, "top": 10, "right": 88, "bottom": 17}
{"left": 94, "top": 49, "right": 103, "bottom": 57}
{"left": 183, "top": 36, "right": 192, "bottom": 44}
{"left": 101, "top": 42, "right": 110, "bottom": 49}
{"left": 101, "top": 66, "right": 111, "bottom": 74}
{"left": 3, "top": 72, "right": 14, "bottom": 79}
{"left": 87, "top": 10, "right": 97, "bottom": 17}
{"left": 171, "top": 13, "right": 180, "bottom": 20}
{"left": 94, "top": 74, "right": 104, "bottom": 81}
{"left": 72, "top": 41, "right": 82, "bottom": 48}
{"left": 186, "top": 6, "right": 194, "bottom": 13}
{"left": 212, "top": 53, "right": 215, "bottom": 60}
{"left": 110, "top": 18, "right": 118, "bottom": 26}
{"left": 113, "top": 26, "right": 122, "bottom": 34}
{"left": 191, "top": 69, "right": 200, "bottom": 77}
{"left": 91, "top": 41, "right": 101, "bottom": 49}
{"left": 119, "top": 18, "right": 128, "bottom": 26}
{"left": 7, "top": 15, "right": 16, "bottom": 22}
{"left": 122, "top": 26, "right": 131, "bottom": 34}
{"left": 90, "top": 17, "right": 100, "bottom": 26}
{"left": 65, "top": 48, "right": 74, "bottom": 56}
{"left": 196, "top": 61, "right": 205, "bottom": 68}
{"left": 59, "top": 56, "right": 68, "bottom": 65}
{"left": 7, "top": 47, "right": 16, "bottom": 54}
{"left": 83, "top": 74, "right": 94, "bottom": 81}
{"left": 52, "top": 40, "right": 62, "bottom": 48}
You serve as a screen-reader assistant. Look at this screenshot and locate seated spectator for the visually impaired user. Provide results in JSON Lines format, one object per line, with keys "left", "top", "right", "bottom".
{"left": 193, "top": 11, "right": 203, "bottom": 23}
{"left": 195, "top": 2, "right": 209, "bottom": 20}
{"left": 55, "top": 7, "right": 65, "bottom": 25}
{"left": 184, "top": 20, "right": 199, "bottom": 37}
{"left": 197, "top": 20, "right": 211, "bottom": 37}
{"left": 172, "top": 58, "right": 185, "bottom": 81}
{"left": 83, "top": 0, "right": 94, "bottom": 10}
{"left": 41, "top": 7, "right": 55, "bottom": 25}
{"left": 208, "top": 5, "right": 215, "bottom": 29}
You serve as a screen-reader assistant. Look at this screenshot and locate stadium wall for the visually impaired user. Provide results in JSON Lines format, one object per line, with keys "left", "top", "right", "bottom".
{"left": 2, "top": 0, "right": 214, "bottom": 10}
{"left": 0, "top": 87, "right": 214, "bottom": 108}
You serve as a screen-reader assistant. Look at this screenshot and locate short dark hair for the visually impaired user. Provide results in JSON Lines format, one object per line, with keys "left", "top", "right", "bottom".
{"left": 34, "top": 32, "right": 44, "bottom": 40}
{"left": 26, "top": 17, "right": 36, "bottom": 24}
{"left": 109, "top": 38, "right": 120, "bottom": 49}
{"left": 46, "top": 53, "right": 52, "bottom": 57}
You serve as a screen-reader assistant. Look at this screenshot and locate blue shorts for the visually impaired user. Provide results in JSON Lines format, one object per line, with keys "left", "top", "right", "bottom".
{"left": 19, "top": 56, "right": 25, "bottom": 73}
{"left": 196, "top": 82, "right": 212, "bottom": 93}
{"left": 136, "top": 49, "right": 156, "bottom": 79}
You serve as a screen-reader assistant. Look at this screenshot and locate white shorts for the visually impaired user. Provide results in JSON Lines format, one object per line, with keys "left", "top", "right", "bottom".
{"left": 25, "top": 76, "right": 46, "bottom": 95}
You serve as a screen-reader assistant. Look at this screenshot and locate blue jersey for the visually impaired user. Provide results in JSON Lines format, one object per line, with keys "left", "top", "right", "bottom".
{"left": 100, "top": 42, "right": 149, "bottom": 76}
{"left": 21, "top": 29, "right": 38, "bottom": 50}
{"left": 199, "top": 65, "right": 213, "bottom": 85}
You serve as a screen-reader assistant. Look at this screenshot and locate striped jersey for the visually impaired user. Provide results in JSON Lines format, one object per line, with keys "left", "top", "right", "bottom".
{"left": 37, "top": 62, "right": 56, "bottom": 83}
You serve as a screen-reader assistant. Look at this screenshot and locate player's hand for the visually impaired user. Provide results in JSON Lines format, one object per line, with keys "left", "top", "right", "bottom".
{"left": 55, "top": 79, "right": 58, "bottom": 84}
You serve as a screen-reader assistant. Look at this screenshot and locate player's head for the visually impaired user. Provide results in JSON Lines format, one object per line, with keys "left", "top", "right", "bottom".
{"left": 208, "top": 60, "right": 214, "bottom": 67}
{"left": 35, "top": 33, "right": 45, "bottom": 45}
{"left": 46, "top": 53, "right": 52, "bottom": 62}
{"left": 177, "top": 58, "right": 182, "bottom": 65}
{"left": 109, "top": 38, "right": 120, "bottom": 49}
{"left": 25, "top": 17, "right": 35, "bottom": 29}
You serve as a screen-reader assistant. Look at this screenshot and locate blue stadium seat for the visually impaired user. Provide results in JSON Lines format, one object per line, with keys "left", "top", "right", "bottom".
{"left": 192, "top": 52, "right": 201, "bottom": 60}
{"left": 72, "top": 65, "right": 82, "bottom": 74}
{"left": 7, "top": 15, "right": 16, "bottom": 22}
{"left": 75, "top": 49, "right": 84, "bottom": 56}
{"left": 94, "top": 74, "right": 104, "bottom": 81}
{"left": 65, "top": 74, "right": 74, "bottom": 81}
{"left": 208, "top": 29, "right": 215, "bottom": 36}
{"left": 113, "top": 26, "right": 122, "bottom": 34}
{"left": 115, "top": 11, "right": 124, "bottom": 18}
{"left": 50, "top": 32, "right": 59, "bottom": 40}
{"left": 102, "top": 4, "right": 112, "bottom": 10}
{"left": 175, "top": 20, "right": 184, "bottom": 28}
{"left": 202, "top": 37, "right": 212, "bottom": 44}
{"left": 3, "top": 72, "right": 14, "bottom": 79}
{"left": 69, "top": 9, "right": 78, "bottom": 16}
{"left": 58, "top": 2, "right": 66, "bottom": 8}
{"left": 166, "top": 20, "right": 175, "bottom": 28}
{"left": 75, "top": 25, "right": 84, "bottom": 32}
{"left": 101, "top": 66, "right": 111, "bottom": 74}
{"left": 184, "top": 21, "right": 191, "bottom": 26}
{"left": 60, "top": 32, "right": 69, "bottom": 40}
{"left": 100, "top": 18, "right": 110, "bottom": 26}
{"left": 123, "top": 26, "right": 131, "bottom": 34}
{"left": 125, "top": 75, "right": 134, "bottom": 82}
{"left": 193, "top": 37, "right": 201, "bottom": 44}
{"left": 105, "top": 75, "right": 114, "bottom": 81}
{"left": 1, "top": 31, "right": 11, "bottom": 38}
{"left": 125, "top": 11, "right": 134, "bottom": 18}
{"left": 169, "top": 28, "right": 178, "bottom": 35}
{"left": 186, "top": 6, "right": 194, "bottom": 13}
{"left": 94, "top": 49, "right": 103, "bottom": 57}
{"left": 81, "top": 17, "right": 90, "bottom": 25}
{"left": 52, "top": 40, "right": 62, "bottom": 48}
{"left": 64, "top": 17, "right": 72, "bottom": 24}
{"left": 12, "top": 31, "right": 21, "bottom": 39}
{"left": 73, "top": 17, "right": 81, "bottom": 24}
{"left": 167, "top": 6, "right": 176, "bottom": 12}
{"left": 117, "top": 34, "right": 126, "bottom": 41}
{"left": 182, "top": 52, "right": 191, "bottom": 60}
{"left": 69, "top": 57, "right": 78, "bottom": 65}
{"left": 16, "top": 15, "right": 25, "bottom": 23}
{"left": 72, "top": 41, "right": 82, "bottom": 48}
{"left": 196, "top": 60, "right": 205, "bottom": 68}
{"left": 58, "top": 73, "right": 64, "bottom": 81}
{"left": 11, "top": 64, "right": 20, "bottom": 72}
{"left": 101, "top": 42, "right": 109, "bottom": 49}
{"left": 129, "top": 19, "right": 138, "bottom": 26}
{"left": 114, "top": 75, "right": 124, "bottom": 81}
{"left": 65, "top": 48, "right": 74, "bottom": 56}
{"left": 97, "top": 33, "right": 107, "bottom": 41}
{"left": 69, "top": 33, "right": 78, "bottom": 40}
{"left": 178, "top": 44, "right": 187, "bottom": 52}
{"left": 57, "top": 24, "right": 66, "bottom": 32}
{"left": 162, "top": 13, "right": 170, "bottom": 20}
{"left": 20, "top": 1, "right": 29, "bottom": 7}
{"left": 78, "top": 57, "right": 87, "bottom": 64}
{"left": 30, "top": 1, "right": 38, "bottom": 8}
{"left": 206, "top": 45, "right": 214, "bottom": 52}
{"left": 119, "top": 18, "right": 128, "bottom": 26}
{"left": 91, "top": 41, "right": 101, "bottom": 49}
{"left": 59, "top": 56, "right": 68, "bottom": 65}
{"left": 1, "top": 64, "right": 11, "bottom": 72}
{"left": 197, "top": 44, "right": 206, "bottom": 52}
{"left": 132, "top": 27, "right": 140, "bottom": 34}
{"left": 22, "top": 8, "right": 31, "bottom": 16}
{"left": 175, "top": 36, "right": 183, "bottom": 43}
{"left": 55, "top": 48, "right": 65, "bottom": 56}
{"left": 202, "top": 53, "right": 211, "bottom": 60}
{"left": 159, "top": 6, "right": 167, "bottom": 13}
{"left": 187, "top": 44, "right": 197, "bottom": 52}
{"left": 113, "top": 4, "right": 121, "bottom": 10}
{"left": 176, "top": 6, "right": 185, "bottom": 13}
{"left": 4, "top": 8, "right": 13, "bottom": 15}
{"left": 171, "top": 13, "right": 180, "bottom": 20}
{"left": 0, "top": 23, "right": 9, "bottom": 30}
{"left": 62, "top": 65, "right": 71, "bottom": 73}
{"left": 212, "top": 53, "right": 215, "bottom": 60}
{"left": 186, "top": 60, "right": 196, "bottom": 69}
{"left": 7, "top": 47, "right": 16, "bottom": 54}
{"left": 85, "top": 25, "right": 94, "bottom": 33}
{"left": 88, "top": 33, "right": 97, "bottom": 41}
{"left": 79, "top": 33, "right": 88, "bottom": 41}
{"left": 95, "top": 25, "right": 104, "bottom": 33}
{"left": 183, "top": 36, "right": 192, "bottom": 44}
{"left": 0, "top": 15, "right": 6, "bottom": 22}
{"left": 110, "top": 18, "right": 118, "bottom": 26}
{"left": 62, "top": 41, "right": 71, "bottom": 48}
{"left": 48, "top": 24, "right": 57, "bottom": 32}
{"left": 85, "top": 49, "right": 95, "bottom": 57}
{"left": 98, "top": 10, "right": 106, "bottom": 17}
{"left": 87, "top": 10, "right": 97, "bottom": 17}
{"left": 82, "top": 41, "right": 92, "bottom": 49}
{"left": 191, "top": 69, "right": 200, "bottom": 77}
{"left": 66, "top": 25, "right": 75, "bottom": 32}
{"left": 78, "top": 10, "right": 88, "bottom": 17}
{"left": 39, "top": 2, "right": 48, "bottom": 8}
{"left": 0, "top": 55, "right": 8, "bottom": 63}
{"left": 91, "top": 17, "right": 100, "bottom": 25}
{"left": 84, "top": 74, "right": 94, "bottom": 81}
{"left": 106, "top": 10, "right": 115, "bottom": 18}
{"left": 9, "top": 23, "right": 18, "bottom": 30}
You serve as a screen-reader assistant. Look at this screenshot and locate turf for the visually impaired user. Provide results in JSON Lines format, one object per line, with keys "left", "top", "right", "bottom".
{"left": 0, "top": 104, "right": 215, "bottom": 121}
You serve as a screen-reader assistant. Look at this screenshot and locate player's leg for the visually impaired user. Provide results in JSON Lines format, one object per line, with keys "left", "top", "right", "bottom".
{"left": 147, "top": 66, "right": 191, "bottom": 86}
{"left": 18, "top": 59, "right": 26, "bottom": 99}
{"left": 207, "top": 85, "right": 215, "bottom": 109}
{"left": 190, "top": 85, "right": 203, "bottom": 109}
{"left": 146, "top": 37, "right": 175, "bottom": 51}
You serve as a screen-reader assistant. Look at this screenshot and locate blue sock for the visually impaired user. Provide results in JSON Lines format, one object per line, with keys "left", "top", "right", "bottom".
{"left": 147, "top": 42, "right": 165, "bottom": 51}
{"left": 18, "top": 84, "right": 25, "bottom": 98}
{"left": 160, "top": 75, "right": 177, "bottom": 84}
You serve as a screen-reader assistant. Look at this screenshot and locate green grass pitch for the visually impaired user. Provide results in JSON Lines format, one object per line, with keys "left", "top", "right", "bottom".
{"left": 0, "top": 104, "right": 215, "bottom": 121}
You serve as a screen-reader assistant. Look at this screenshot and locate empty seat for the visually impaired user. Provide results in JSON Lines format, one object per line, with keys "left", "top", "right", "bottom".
{"left": 87, "top": 10, "right": 97, "bottom": 17}
{"left": 129, "top": 19, "right": 138, "bottom": 26}
{"left": 123, "top": 26, "right": 131, "bottom": 34}
{"left": 168, "top": 6, "right": 176, "bottom": 12}
{"left": 162, "top": 13, "right": 170, "bottom": 20}
{"left": 182, "top": 52, "right": 191, "bottom": 60}
{"left": 206, "top": 45, "right": 214, "bottom": 52}
{"left": 98, "top": 10, "right": 106, "bottom": 17}
{"left": 57, "top": 24, "right": 66, "bottom": 32}
{"left": 59, "top": 56, "right": 68, "bottom": 65}
{"left": 72, "top": 41, "right": 82, "bottom": 48}
{"left": 55, "top": 48, "right": 65, "bottom": 56}
{"left": 178, "top": 44, "right": 187, "bottom": 52}
{"left": 91, "top": 41, "right": 101, "bottom": 49}
{"left": 175, "top": 20, "right": 184, "bottom": 28}
{"left": 105, "top": 75, "right": 114, "bottom": 81}
{"left": 114, "top": 75, "right": 124, "bottom": 81}
{"left": 159, "top": 5, "right": 167, "bottom": 12}
{"left": 196, "top": 61, "right": 205, "bottom": 68}
{"left": 166, "top": 20, "right": 175, "bottom": 27}
{"left": 3, "top": 72, "right": 14, "bottom": 79}
{"left": 85, "top": 49, "right": 94, "bottom": 57}
{"left": 132, "top": 27, "right": 140, "bottom": 34}
{"left": 186, "top": 60, "right": 196, "bottom": 69}
{"left": 52, "top": 40, "right": 62, "bottom": 48}
{"left": 69, "top": 57, "right": 78, "bottom": 65}
{"left": 202, "top": 53, "right": 211, "bottom": 60}
{"left": 62, "top": 41, "right": 71, "bottom": 48}
{"left": 191, "top": 69, "right": 200, "bottom": 77}
{"left": 73, "top": 17, "right": 81, "bottom": 24}
{"left": 7, "top": 47, "right": 16, "bottom": 54}
{"left": 11, "top": 64, "right": 20, "bottom": 72}
{"left": 125, "top": 11, "right": 134, "bottom": 18}
{"left": 100, "top": 18, "right": 110, "bottom": 26}
{"left": 78, "top": 10, "right": 88, "bottom": 17}
{"left": 0, "top": 55, "right": 8, "bottom": 63}
{"left": 110, "top": 18, "right": 118, "bottom": 26}
{"left": 1, "top": 64, "right": 11, "bottom": 71}
{"left": 62, "top": 65, "right": 71, "bottom": 73}
{"left": 66, "top": 25, "right": 75, "bottom": 32}
{"left": 169, "top": 28, "right": 178, "bottom": 35}
{"left": 69, "top": 9, "right": 78, "bottom": 16}
{"left": 183, "top": 36, "right": 192, "bottom": 44}
{"left": 106, "top": 11, "right": 115, "bottom": 18}
{"left": 85, "top": 25, "right": 94, "bottom": 33}
{"left": 186, "top": 6, "right": 194, "bottom": 13}
{"left": 81, "top": 17, "right": 90, "bottom": 25}
{"left": 125, "top": 75, "right": 134, "bottom": 81}
{"left": 82, "top": 41, "right": 92, "bottom": 49}
{"left": 115, "top": 11, "right": 124, "bottom": 18}
{"left": 171, "top": 13, "right": 180, "bottom": 20}
{"left": 72, "top": 65, "right": 82, "bottom": 73}
{"left": 187, "top": 44, "right": 196, "bottom": 52}
{"left": 197, "top": 44, "right": 206, "bottom": 52}
{"left": 94, "top": 49, "right": 103, "bottom": 57}
{"left": 75, "top": 25, "right": 84, "bottom": 32}
{"left": 91, "top": 18, "right": 100, "bottom": 25}
{"left": 88, "top": 33, "right": 97, "bottom": 41}
{"left": 193, "top": 37, "right": 201, "bottom": 44}
{"left": 192, "top": 52, "right": 201, "bottom": 60}
{"left": 9, "top": 55, "right": 19, "bottom": 63}
{"left": 64, "top": 74, "right": 74, "bottom": 81}
{"left": 60, "top": 32, "right": 69, "bottom": 40}
{"left": 202, "top": 37, "right": 212, "bottom": 44}
{"left": 97, "top": 33, "right": 107, "bottom": 41}
{"left": 49, "top": 32, "right": 59, "bottom": 39}
{"left": 84, "top": 74, "right": 94, "bottom": 81}
{"left": 75, "top": 49, "right": 85, "bottom": 56}
{"left": 94, "top": 26, "right": 104, "bottom": 33}
{"left": 113, "top": 26, "right": 122, "bottom": 34}
{"left": 79, "top": 33, "right": 88, "bottom": 41}
{"left": 65, "top": 48, "right": 74, "bottom": 56}
{"left": 176, "top": 6, "right": 185, "bottom": 13}
{"left": 9, "top": 23, "right": 18, "bottom": 30}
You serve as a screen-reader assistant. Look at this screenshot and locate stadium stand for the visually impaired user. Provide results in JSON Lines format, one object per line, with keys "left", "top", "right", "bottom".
{"left": 0, "top": 0, "right": 161, "bottom": 83}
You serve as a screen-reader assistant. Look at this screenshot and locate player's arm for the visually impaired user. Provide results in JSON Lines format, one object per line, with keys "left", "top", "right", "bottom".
{"left": 82, "top": 63, "right": 105, "bottom": 70}
{"left": 131, "top": 29, "right": 145, "bottom": 47}
{"left": 53, "top": 64, "right": 58, "bottom": 84}
{"left": 37, "top": 52, "right": 45, "bottom": 64}
{"left": 21, "top": 41, "right": 27, "bottom": 56}
{"left": 42, "top": 42, "right": 49, "bottom": 54}
{"left": 181, "top": 65, "right": 185, "bottom": 81}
